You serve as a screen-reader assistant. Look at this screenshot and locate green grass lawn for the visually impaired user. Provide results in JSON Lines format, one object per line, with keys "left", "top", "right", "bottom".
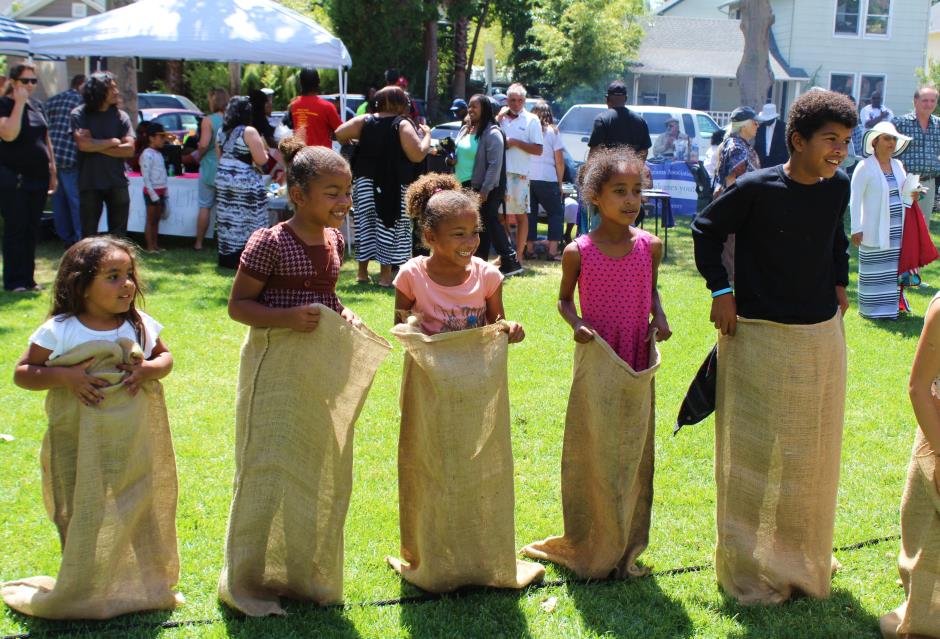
{"left": 0, "top": 220, "right": 931, "bottom": 638}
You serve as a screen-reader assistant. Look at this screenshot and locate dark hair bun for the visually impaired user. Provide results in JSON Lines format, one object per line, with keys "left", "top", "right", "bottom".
{"left": 278, "top": 134, "right": 306, "bottom": 166}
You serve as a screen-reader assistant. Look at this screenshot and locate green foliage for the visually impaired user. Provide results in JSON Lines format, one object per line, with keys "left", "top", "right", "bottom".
{"left": 327, "top": 0, "right": 434, "bottom": 94}
{"left": 181, "top": 62, "right": 230, "bottom": 111}
{"left": 527, "top": 0, "right": 644, "bottom": 98}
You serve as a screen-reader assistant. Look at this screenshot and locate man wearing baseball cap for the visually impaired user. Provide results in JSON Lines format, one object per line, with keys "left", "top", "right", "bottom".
{"left": 586, "top": 80, "right": 651, "bottom": 160}
{"left": 449, "top": 98, "right": 468, "bottom": 122}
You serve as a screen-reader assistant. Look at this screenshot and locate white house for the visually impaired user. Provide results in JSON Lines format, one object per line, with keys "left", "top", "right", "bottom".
{"left": 641, "top": 0, "right": 929, "bottom": 121}
{"left": 928, "top": 2, "right": 940, "bottom": 65}
{"left": 626, "top": 14, "right": 808, "bottom": 123}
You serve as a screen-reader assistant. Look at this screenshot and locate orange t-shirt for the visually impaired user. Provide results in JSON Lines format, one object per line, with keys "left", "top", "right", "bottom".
{"left": 289, "top": 95, "right": 342, "bottom": 147}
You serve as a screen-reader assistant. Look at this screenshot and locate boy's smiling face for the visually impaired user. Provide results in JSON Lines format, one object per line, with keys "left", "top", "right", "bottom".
{"left": 790, "top": 122, "right": 853, "bottom": 180}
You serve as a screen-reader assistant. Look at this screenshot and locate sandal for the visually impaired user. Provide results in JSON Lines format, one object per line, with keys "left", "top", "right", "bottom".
{"left": 547, "top": 253, "right": 563, "bottom": 262}
{"left": 356, "top": 277, "right": 370, "bottom": 284}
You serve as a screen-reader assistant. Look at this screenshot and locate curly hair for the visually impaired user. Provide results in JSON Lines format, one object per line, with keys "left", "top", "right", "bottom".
{"left": 405, "top": 173, "right": 480, "bottom": 245}
{"left": 278, "top": 134, "right": 351, "bottom": 204}
{"left": 785, "top": 90, "right": 858, "bottom": 154}
{"left": 222, "top": 95, "right": 253, "bottom": 132}
{"left": 81, "top": 71, "right": 116, "bottom": 112}
{"left": 579, "top": 145, "right": 650, "bottom": 204}
{"left": 50, "top": 236, "right": 150, "bottom": 351}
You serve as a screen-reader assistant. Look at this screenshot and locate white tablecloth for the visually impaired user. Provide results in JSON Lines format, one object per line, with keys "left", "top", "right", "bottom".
{"left": 98, "top": 175, "right": 213, "bottom": 238}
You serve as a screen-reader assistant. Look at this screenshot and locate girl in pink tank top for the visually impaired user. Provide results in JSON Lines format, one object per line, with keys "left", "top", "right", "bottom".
{"left": 559, "top": 148, "right": 671, "bottom": 369}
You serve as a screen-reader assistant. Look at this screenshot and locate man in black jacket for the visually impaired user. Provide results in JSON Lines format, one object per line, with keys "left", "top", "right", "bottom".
{"left": 754, "top": 102, "right": 788, "bottom": 167}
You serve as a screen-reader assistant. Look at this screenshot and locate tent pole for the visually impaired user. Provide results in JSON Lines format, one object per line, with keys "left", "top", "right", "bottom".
{"left": 339, "top": 66, "right": 347, "bottom": 122}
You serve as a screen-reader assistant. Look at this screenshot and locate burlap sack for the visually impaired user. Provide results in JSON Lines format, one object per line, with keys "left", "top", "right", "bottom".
{"left": 522, "top": 333, "right": 660, "bottom": 579}
{"left": 2, "top": 338, "right": 180, "bottom": 620}
{"left": 386, "top": 321, "right": 545, "bottom": 592}
{"left": 880, "top": 431, "right": 940, "bottom": 639}
{"left": 219, "top": 306, "right": 391, "bottom": 616}
{"left": 715, "top": 313, "right": 846, "bottom": 605}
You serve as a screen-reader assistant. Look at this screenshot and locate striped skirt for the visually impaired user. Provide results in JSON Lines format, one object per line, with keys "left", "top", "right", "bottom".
{"left": 215, "top": 158, "right": 268, "bottom": 264}
{"left": 351, "top": 177, "right": 411, "bottom": 265}
{"left": 858, "top": 204, "right": 903, "bottom": 320}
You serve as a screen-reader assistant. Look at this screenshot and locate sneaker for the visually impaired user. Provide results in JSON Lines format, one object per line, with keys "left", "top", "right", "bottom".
{"left": 499, "top": 258, "right": 525, "bottom": 277}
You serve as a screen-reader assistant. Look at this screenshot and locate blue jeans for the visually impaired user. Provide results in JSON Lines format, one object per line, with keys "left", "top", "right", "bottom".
{"left": 52, "top": 167, "right": 81, "bottom": 244}
{"left": 527, "top": 180, "right": 564, "bottom": 242}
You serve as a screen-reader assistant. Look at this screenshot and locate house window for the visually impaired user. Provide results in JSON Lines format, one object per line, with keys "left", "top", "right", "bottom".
{"left": 830, "top": 73, "right": 856, "bottom": 98}
{"left": 834, "top": 0, "right": 891, "bottom": 37}
{"left": 859, "top": 75, "right": 886, "bottom": 106}
{"left": 691, "top": 78, "right": 711, "bottom": 111}
{"left": 865, "top": 0, "right": 890, "bottom": 36}
{"left": 835, "top": 0, "right": 860, "bottom": 34}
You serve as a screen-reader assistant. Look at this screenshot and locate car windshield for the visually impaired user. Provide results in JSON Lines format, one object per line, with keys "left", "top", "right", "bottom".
{"left": 696, "top": 114, "right": 721, "bottom": 140}
{"left": 643, "top": 113, "right": 678, "bottom": 135}
{"left": 558, "top": 107, "right": 604, "bottom": 135}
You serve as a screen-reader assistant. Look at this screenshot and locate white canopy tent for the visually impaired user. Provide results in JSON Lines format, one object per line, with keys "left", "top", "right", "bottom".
{"left": 29, "top": 0, "right": 351, "bottom": 114}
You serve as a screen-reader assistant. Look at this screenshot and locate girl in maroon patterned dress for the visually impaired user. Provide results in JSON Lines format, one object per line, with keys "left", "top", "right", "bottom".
{"left": 228, "top": 136, "right": 360, "bottom": 329}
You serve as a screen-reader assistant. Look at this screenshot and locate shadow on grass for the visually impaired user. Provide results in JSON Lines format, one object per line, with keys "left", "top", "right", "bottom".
{"left": 219, "top": 599, "right": 362, "bottom": 638}
{"left": 566, "top": 574, "right": 693, "bottom": 639}
{"left": 718, "top": 588, "right": 879, "bottom": 639}
{"left": 2, "top": 608, "right": 173, "bottom": 639}
{"left": 399, "top": 584, "right": 533, "bottom": 639}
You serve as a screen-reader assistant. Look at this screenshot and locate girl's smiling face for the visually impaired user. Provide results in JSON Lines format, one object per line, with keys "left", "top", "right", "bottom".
{"left": 592, "top": 166, "right": 644, "bottom": 228}
{"left": 83, "top": 250, "right": 137, "bottom": 320}
{"left": 291, "top": 170, "right": 353, "bottom": 228}
{"left": 425, "top": 208, "right": 480, "bottom": 267}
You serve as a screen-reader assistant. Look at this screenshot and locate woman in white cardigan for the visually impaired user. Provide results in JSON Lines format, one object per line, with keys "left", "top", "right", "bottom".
{"left": 850, "top": 121, "right": 912, "bottom": 320}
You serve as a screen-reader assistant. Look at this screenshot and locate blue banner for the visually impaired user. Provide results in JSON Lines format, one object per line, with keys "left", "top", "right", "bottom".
{"left": 646, "top": 160, "right": 699, "bottom": 217}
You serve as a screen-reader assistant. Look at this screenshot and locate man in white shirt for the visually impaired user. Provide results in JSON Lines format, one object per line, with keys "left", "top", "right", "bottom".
{"left": 498, "top": 83, "right": 543, "bottom": 263}
{"left": 859, "top": 91, "right": 893, "bottom": 130}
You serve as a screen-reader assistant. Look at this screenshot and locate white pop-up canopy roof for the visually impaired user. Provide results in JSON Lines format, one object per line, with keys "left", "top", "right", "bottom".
{"left": 29, "top": 0, "right": 351, "bottom": 69}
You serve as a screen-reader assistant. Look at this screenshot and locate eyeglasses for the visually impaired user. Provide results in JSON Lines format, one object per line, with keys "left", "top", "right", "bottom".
{"left": 16, "top": 78, "right": 38, "bottom": 85}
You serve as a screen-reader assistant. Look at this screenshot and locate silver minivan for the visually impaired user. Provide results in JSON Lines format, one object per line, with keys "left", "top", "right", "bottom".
{"left": 557, "top": 104, "right": 721, "bottom": 164}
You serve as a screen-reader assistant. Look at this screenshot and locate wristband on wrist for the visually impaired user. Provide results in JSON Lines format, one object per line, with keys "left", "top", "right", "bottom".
{"left": 711, "top": 287, "right": 733, "bottom": 299}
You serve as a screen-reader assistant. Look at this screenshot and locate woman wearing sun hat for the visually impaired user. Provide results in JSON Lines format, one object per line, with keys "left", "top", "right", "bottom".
{"left": 850, "top": 120, "right": 914, "bottom": 319}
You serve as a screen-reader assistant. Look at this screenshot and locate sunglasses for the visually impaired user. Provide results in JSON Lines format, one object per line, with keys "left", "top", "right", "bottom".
{"left": 16, "top": 78, "right": 38, "bottom": 85}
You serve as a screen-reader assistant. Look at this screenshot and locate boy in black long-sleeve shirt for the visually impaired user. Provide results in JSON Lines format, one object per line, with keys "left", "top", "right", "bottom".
{"left": 692, "top": 91, "right": 858, "bottom": 605}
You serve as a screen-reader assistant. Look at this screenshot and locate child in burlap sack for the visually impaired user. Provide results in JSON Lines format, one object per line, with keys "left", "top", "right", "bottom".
{"left": 692, "top": 90, "right": 857, "bottom": 605}
{"left": 387, "top": 173, "right": 542, "bottom": 592}
{"left": 392, "top": 172, "right": 524, "bottom": 339}
{"left": 220, "top": 137, "right": 390, "bottom": 616}
{"left": 6, "top": 236, "right": 180, "bottom": 619}
{"left": 881, "top": 292, "right": 940, "bottom": 638}
{"left": 522, "top": 146, "right": 671, "bottom": 578}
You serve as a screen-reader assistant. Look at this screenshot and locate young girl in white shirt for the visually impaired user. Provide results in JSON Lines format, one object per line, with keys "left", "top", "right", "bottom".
{"left": 140, "top": 122, "right": 170, "bottom": 253}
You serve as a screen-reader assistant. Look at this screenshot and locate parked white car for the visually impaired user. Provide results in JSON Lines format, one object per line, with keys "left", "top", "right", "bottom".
{"left": 557, "top": 104, "right": 721, "bottom": 164}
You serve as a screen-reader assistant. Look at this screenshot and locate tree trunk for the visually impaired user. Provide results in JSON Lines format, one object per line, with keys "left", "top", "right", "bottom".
{"left": 466, "top": 0, "right": 489, "bottom": 77}
{"left": 229, "top": 62, "right": 241, "bottom": 96}
{"left": 423, "top": 18, "right": 439, "bottom": 120}
{"left": 451, "top": 15, "right": 469, "bottom": 100}
{"left": 106, "top": 0, "right": 138, "bottom": 126}
{"left": 166, "top": 60, "right": 183, "bottom": 94}
{"left": 736, "top": 0, "right": 774, "bottom": 109}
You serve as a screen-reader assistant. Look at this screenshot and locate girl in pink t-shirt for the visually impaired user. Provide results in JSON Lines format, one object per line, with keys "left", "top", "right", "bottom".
{"left": 394, "top": 173, "right": 524, "bottom": 342}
